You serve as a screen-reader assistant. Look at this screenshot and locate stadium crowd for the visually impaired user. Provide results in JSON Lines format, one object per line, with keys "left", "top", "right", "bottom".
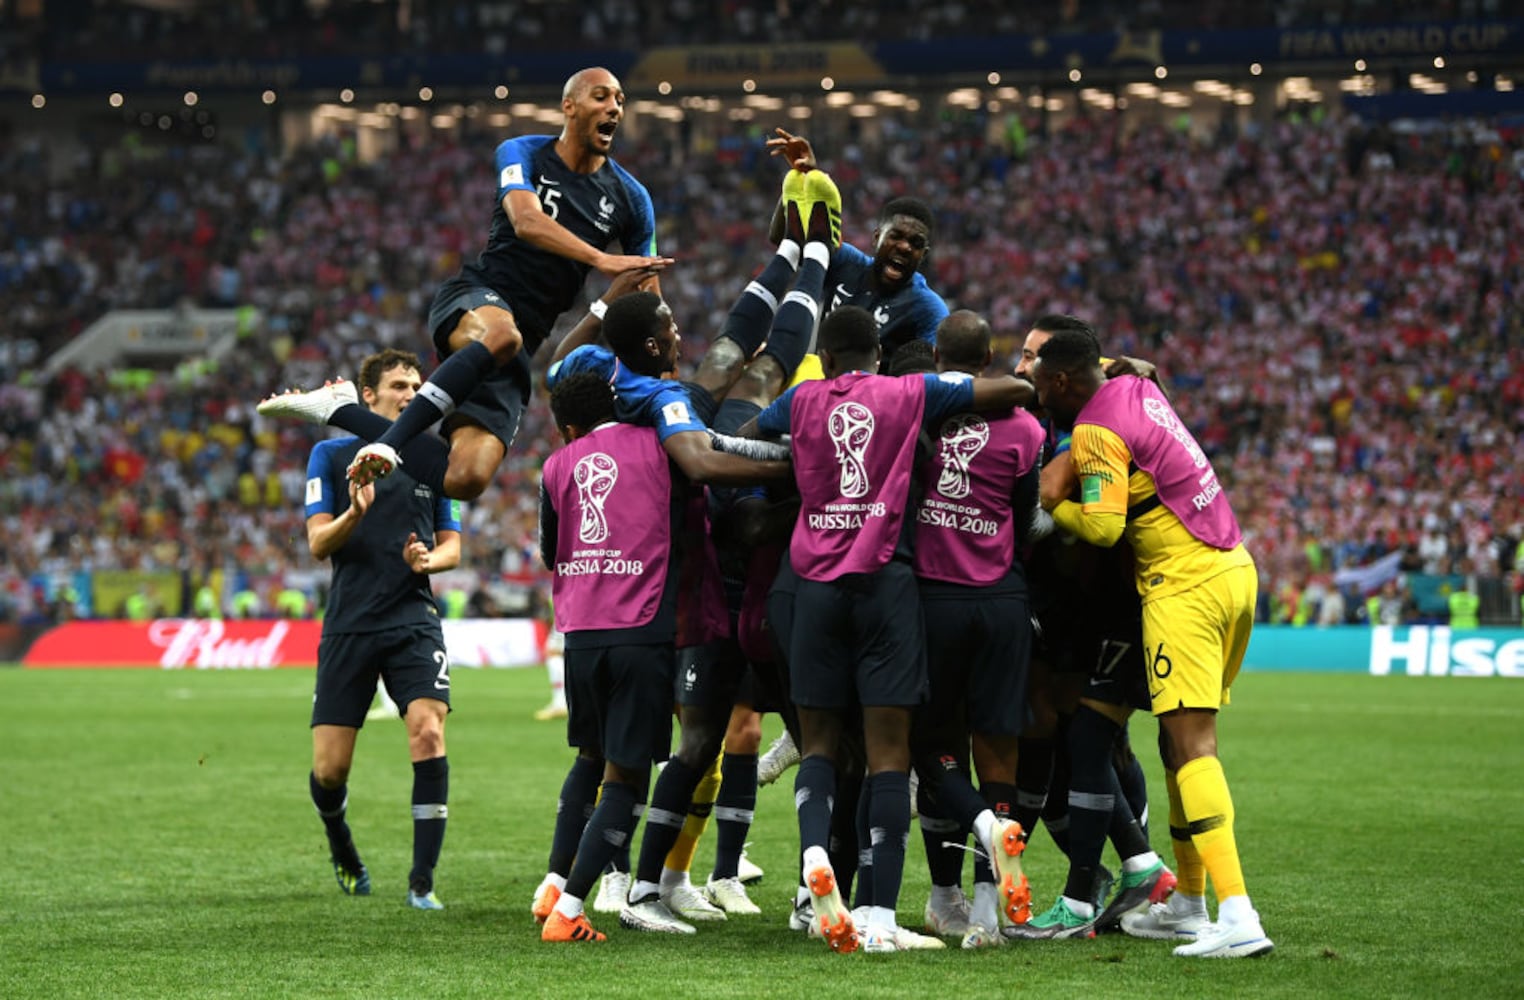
{"left": 2, "top": 100, "right": 1522, "bottom": 624}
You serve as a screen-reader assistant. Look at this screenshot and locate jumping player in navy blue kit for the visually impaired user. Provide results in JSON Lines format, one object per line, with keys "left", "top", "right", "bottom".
{"left": 258, "top": 66, "right": 673, "bottom": 500}
{"left": 299, "top": 349, "right": 463, "bottom": 911}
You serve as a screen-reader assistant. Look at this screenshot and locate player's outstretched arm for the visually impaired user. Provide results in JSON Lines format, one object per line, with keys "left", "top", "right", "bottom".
{"left": 968, "top": 374, "right": 1036, "bottom": 413}
{"left": 1104, "top": 356, "right": 1169, "bottom": 400}
{"left": 764, "top": 127, "right": 818, "bottom": 244}
{"left": 504, "top": 189, "right": 673, "bottom": 276}
{"left": 766, "top": 127, "right": 817, "bottom": 172}
{"left": 662, "top": 430, "right": 791, "bottom": 486}
{"left": 547, "top": 266, "right": 662, "bottom": 369}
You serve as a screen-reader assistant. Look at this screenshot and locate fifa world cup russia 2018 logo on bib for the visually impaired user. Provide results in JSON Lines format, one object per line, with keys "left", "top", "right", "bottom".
{"left": 1143, "top": 396, "right": 1208, "bottom": 468}
{"left": 828, "top": 402, "right": 875, "bottom": 498}
{"left": 573, "top": 452, "right": 619, "bottom": 544}
{"left": 935, "top": 414, "right": 990, "bottom": 500}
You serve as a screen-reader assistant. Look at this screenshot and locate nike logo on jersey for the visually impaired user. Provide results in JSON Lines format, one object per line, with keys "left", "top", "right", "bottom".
{"left": 831, "top": 283, "right": 850, "bottom": 310}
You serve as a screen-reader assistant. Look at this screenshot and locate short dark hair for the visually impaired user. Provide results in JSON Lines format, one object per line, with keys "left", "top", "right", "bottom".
{"left": 1035, "top": 326, "right": 1102, "bottom": 374}
{"left": 935, "top": 310, "right": 991, "bottom": 369}
{"left": 358, "top": 348, "right": 423, "bottom": 393}
{"left": 886, "top": 338, "right": 936, "bottom": 376}
{"left": 818, "top": 305, "right": 880, "bottom": 359}
{"left": 879, "top": 196, "right": 935, "bottom": 238}
{"left": 549, "top": 372, "right": 616, "bottom": 433}
{"left": 603, "top": 292, "right": 667, "bottom": 366}
{"left": 1031, "top": 313, "right": 1099, "bottom": 348}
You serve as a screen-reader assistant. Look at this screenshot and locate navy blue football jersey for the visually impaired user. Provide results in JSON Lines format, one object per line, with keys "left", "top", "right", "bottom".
{"left": 829, "top": 242, "right": 944, "bottom": 355}
{"left": 825, "top": 243, "right": 949, "bottom": 356}
{"left": 459, "top": 134, "right": 657, "bottom": 350}
{"left": 306, "top": 438, "right": 463, "bottom": 635}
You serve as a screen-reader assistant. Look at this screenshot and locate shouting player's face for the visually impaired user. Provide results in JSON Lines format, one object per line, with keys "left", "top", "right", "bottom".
{"left": 871, "top": 214, "right": 930, "bottom": 290}
{"left": 565, "top": 69, "right": 626, "bottom": 156}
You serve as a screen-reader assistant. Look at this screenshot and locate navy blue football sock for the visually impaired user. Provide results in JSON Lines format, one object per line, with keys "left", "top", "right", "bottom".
{"left": 565, "top": 781, "right": 639, "bottom": 902}
{"left": 761, "top": 244, "right": 829, "bottom": 378}
{"left": 377, "top": 340, "right": 496, "bottom": 451}
{"left": 325, "top": 405, "right": 454, "bottom": 493}
{"left": 309, "top": 771, "right": 350, "bottom": 846}
{"left": 867, "top": 770, "right": 912, "bottom": 912}
{"left": 1113, "top": 724, "right": 1151, "bottom": 834}
{"left": 711, "top": 753, "right": 757, "bottom": 881}
{"left": 548, "top": 755, "right": 602, "bottom": 877}
{"left": 829, "top": 765, "right": 862, "bottom": 900}
{"left": 634, "top": 756, "right": 705, "bottom": 886}
{"left": 718, "top": 244, "right": 801, "bottom": 358}
{"left": 917, "top": 790, "right": 965, "bottom": 890}
{"left": 795, "top": 754, "right": 837, "bottom": 858}
{"left": 408, "top": 756, "right": 449, "bottom": 894}
{"left": 1063, "top": 707, "right": 1121, "bottom": 903}
{"left": 327, "top": 405, "right": 391, "bottom": 441}
{"left": 1014, "top": 734, "right": 1054, "bottom": 846}
{"left": 852, "top": 771, "right": 874, "bottom": 908}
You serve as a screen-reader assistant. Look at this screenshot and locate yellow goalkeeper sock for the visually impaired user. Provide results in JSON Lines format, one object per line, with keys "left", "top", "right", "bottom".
{"left": 1176, "top": 755, "right": 1247, "bottom": 902}
{"left": 664, "top": 749, "right": 724, "bottom": 874}
{"left": 1165, "top": 769, "right": 1207, "bottom": 897}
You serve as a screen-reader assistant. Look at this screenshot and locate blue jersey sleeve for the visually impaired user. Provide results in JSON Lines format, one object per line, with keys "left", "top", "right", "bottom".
{"left": 756, "top": 385, "right": 800, "bottom": 437}
{"left": 494, "top": 136, "right": 547, "bottom": 199}
{"left": 921, "top": 373, "right": 976, "bottom": 424}
{"left": 545, "top": 343, "right": 614, "bottom": 390}
{"left": 435, "top": 495, "right": 463, "bottom": 533}
{"left": 304, "top": 440, "right": 346, "bottom": 518}
{"left": 643, "top": 381, "right": 709, "bottom": 441}
{"left": 611, "top": 162, "right": 658, "bottom": 256}
{"left": 909, "top": 285, "right": 950, "bottom": 344}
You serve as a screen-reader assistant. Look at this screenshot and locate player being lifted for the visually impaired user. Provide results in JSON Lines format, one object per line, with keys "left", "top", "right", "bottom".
{"left": 258, "top": 67, "right": 672, "bottom": 498}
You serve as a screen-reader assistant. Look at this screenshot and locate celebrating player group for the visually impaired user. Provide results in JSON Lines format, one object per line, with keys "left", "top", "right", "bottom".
{"left": 259, "top": 66, "right": 1273, "bottom": 959}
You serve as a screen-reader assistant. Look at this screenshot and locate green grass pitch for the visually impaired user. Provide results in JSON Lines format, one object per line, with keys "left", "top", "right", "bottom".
{"left": 1, "top": 666, "right": 1521, "bottom": 998}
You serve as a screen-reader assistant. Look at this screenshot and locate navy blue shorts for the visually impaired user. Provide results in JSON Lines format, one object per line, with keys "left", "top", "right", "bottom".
{"left": 427, "top": 278, "right": 531, "bottom": 449}
{"left": 788, "top": 561, "right": 927, "bottom": 711}
{"left": 713, "top": 397, "right": 761, "bottom": 436}
{"left": 919, "top": 578, "right": 1032, "bottom": 737}
{"left": 736, "top": 659, "right": 788, "bottom": 714}
{"left": 312, "top": 624, "right": 451, "bottom": 728}
{"left": 1079, "top": 613, "right": 1152, "bottom": 712}
{"left": 765, "top": 552, "right": 800, "bottom": 668}
{"left": 675, "top": 638, "right": 745, "bottom": 710}
{"left": 565, "top": 642, "right": 675, "bottom": 771}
